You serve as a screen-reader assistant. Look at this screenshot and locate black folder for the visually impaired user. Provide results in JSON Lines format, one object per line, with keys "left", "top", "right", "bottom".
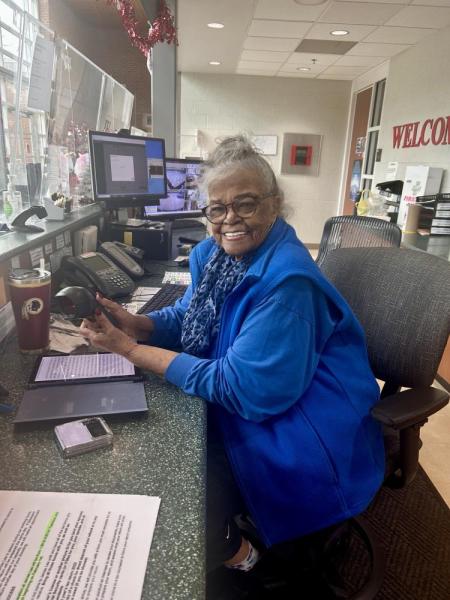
{"left": 13, "top": 381, "right": 148, "bottom": 423}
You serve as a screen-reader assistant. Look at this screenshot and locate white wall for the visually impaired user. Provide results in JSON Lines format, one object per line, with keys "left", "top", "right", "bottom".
{"left": 373, "top": 27, "right": 450, "bottom": 192}
{"left": 179, "top": 73, "right": 351, "bottom": 244}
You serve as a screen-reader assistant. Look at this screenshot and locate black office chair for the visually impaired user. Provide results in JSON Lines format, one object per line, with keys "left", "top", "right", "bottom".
{"left": 209, "top": 247, "right": 450, "bottom": 600}
{"left": 317, "top": 247, "right": 450, "bottom": 597}
{"left": 316, "top": 216, "right": 402, "bottom": 268}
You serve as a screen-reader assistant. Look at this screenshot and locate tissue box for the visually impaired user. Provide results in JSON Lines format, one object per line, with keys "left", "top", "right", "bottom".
{"left": 44, "top": 197, "right": 66, "bottom": 221}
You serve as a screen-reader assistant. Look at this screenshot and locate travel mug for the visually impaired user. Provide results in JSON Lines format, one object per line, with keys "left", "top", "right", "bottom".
{"left": 8, "top": 268, "right": 51, "bottom": 353}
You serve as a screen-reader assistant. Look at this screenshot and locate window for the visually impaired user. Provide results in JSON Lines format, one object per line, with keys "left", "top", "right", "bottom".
{"left": 361, "top": 79, "right": 385, "bottom": 190}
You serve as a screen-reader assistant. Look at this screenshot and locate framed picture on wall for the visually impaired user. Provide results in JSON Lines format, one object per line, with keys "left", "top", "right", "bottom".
{"left": 251, "top": 135, "right": 278, "bottom": 156}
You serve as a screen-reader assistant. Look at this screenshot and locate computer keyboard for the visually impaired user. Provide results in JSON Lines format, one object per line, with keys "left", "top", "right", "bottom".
{"left": 137, "top": 283, "right": 188, "bottom": 314}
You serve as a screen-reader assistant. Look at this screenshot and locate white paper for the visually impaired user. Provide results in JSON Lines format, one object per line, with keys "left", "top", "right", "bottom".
{"left": 110, "top": 156, "right": 135, "bottom": 182}
{"left": 131, "top": 287, "right": 160, "bottom": 301}
{"left": 34, "top": 353, "right": 135, "bottom": 382}
{"left": 55, "top": 233, "right": 65, "bottom": 250}
{"left": 250, "top": 135, "right": 278, "bottom": 156}
{"left": 385, "top": 161, "right": 398, "bottom": 180}
{"left": 27, "top": 37, "right": 55, "bottom": 112}
{"left": 0, "top": 490, "right": 160, "bottom": 600}
{"left": 29, "top": 246, "right": 44, "bottom": 267}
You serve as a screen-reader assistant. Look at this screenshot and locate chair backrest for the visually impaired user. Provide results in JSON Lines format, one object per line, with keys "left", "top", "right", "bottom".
{"left": 320, "top": 247, "right": 450, "bottom": 388}
{"left": 316, "top": 216, "right": 402, "bottom": 267}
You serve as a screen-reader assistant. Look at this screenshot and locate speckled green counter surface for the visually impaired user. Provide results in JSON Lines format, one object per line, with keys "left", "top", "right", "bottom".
{"left": 0, "top": 268, "right": 206, "bottom": 599}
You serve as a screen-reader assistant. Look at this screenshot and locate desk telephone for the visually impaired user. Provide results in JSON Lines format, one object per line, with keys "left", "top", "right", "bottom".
{"left": 60, "top": 242, "right": 143, "bottom": 298}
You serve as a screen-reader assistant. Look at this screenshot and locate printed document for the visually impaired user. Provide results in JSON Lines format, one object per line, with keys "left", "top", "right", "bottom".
{"left": 34, "top": 353, "right": 135, "bottom": 383}
{"left": 0, "top": 490, "right": 160, "bottom": 600}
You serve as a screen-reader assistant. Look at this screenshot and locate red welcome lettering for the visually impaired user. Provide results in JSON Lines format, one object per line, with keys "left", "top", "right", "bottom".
{"left": 442, "top": 116, "right": 450, "bottom": 145}
{"left": 403, "top": 122, "right": 415, "bottom": 147}
{"left": 431, "top": 117, "right": 446, "bottom": 145}
{"left": 393, "top": 115, "right": 450, "bottom": 147}
{"left": 419, "top": 119, "right": 433, "bottom": 146}
{"left": 392, "top": 125, "right": 404, "bottom": 149}
{"left": 411, "top": 121, "right": 420, "bottom": 147}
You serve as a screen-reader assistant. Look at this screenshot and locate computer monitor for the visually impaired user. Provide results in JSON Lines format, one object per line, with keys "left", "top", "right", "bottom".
{"left": 143, "top": 158, "right": 206, "bottom": 220}
{"left": 89, "top": 130, "right": 166, "bottom": 208}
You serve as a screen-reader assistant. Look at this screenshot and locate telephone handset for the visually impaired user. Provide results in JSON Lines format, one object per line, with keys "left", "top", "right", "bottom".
{"left": 60, "top": 253, "right": 135, "bottom": 299}
{"left": 99, "top": 241, "right": 144, "bottom": 279}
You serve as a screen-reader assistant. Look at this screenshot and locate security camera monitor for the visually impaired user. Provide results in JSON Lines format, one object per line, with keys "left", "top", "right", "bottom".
{"left": 89, "top": 130, "right": 166, "bottom": 208}
{"left": 143, "top": 158, "right": 205, "bottom": 219}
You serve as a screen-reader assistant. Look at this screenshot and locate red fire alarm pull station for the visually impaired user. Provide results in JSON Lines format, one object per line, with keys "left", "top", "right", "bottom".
{"left": 290, "top": 144, "right": 312, "bottom": 166}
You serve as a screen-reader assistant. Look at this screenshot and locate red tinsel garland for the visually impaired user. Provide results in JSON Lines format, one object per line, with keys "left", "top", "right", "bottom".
{"left": 106, "top": 0, "right": 177, "bottom": 57}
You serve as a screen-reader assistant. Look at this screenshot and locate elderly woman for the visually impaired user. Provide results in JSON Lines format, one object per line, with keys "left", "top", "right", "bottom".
{"left": 81, "top": 135, "right": 384, "bottom": 583}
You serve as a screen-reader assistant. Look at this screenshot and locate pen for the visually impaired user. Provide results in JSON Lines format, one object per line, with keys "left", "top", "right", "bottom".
{"left": 0, "top": 402, "right": 14, "bottom": 413}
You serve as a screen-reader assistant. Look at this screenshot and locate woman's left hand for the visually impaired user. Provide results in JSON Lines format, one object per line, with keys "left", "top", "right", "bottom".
{"left": 80, "top": 310, "right": 137, "bottom": 358}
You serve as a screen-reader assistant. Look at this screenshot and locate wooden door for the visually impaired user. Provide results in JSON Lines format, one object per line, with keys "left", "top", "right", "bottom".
{"left": 343, "top": 87, "right": 372, "bottom": 215}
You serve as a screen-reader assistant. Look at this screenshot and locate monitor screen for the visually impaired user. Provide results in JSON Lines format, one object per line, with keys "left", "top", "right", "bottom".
{"left": 143, "top": 158, "right": 206, "bottom": 219}
{"left": 89, "top": 131, "right": 166, "bottom": 208}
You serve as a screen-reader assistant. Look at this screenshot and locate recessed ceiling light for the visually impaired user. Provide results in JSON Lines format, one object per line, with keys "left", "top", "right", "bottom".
{"left": 208, "top": 22, "right": 224, "bottom": 29}
{"left": 297, "top": 67, "right": 311, "bottom": 72}
{"left": 209, "top": 61, "right": 221, "bottom": 66}
{"left": 331, "top": 30, "right": 349, "bottom": 36}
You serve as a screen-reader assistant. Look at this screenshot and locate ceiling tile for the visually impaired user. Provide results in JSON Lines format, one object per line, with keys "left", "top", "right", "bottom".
{"left": 318, "top": 2, "right": 404, "bottom": 25}
{"left": 286, "top": 52, "right": 339, "bottom": 66}
{"left": 248, "top": 19, "right": 313, "bottom": 38}
{"left": 333, "top": 55, "right": 386, "bottom": 66}
{"left": 363, "top": 26, "right": 435, "bottom": 44}
{"left": 241, "top": 50, "right": 291, "bottom": 62}
{"left": 334, "top": 0, "right": 408, "bottom": 3}
{"left": 276, "top": 71, "right": 317, "bottom": 78}
{"left": 385, "top": 6, "right": 450, "bottom": 28}
{"left": 236, "top": 69, "right": 279, "bottom": 77}
{"left": 411, "top": 0, "right": 450, "bottom": 5}
{"left": 305, "top": 22, "right": 376, "bottom": 41}
{"left": 323, "top": 65, "right": 368, "bottom": 75}
{"left": 238, "top": 60, "right": 283, "bottom": 71}
{"left": 255, "top": 0, "right": 330, "bottom": 21}
{"left": 295, "top": 39, "right": 357, "bottom": 54}
{"left": 243, "top": 37, "right": 300, "bottom": 52}
{"left": 317, "top": 72, "right": 356, "bottom": 79}
{"left": 346, "top": 42, "right": 411, "bottom": 56}
{"left": 279, "top": 62, "right": 328, "bottom": 73}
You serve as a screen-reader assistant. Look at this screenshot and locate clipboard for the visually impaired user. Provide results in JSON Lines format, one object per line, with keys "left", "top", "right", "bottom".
{"left": 28, "top": 352, "right": 143, "bottom": 388}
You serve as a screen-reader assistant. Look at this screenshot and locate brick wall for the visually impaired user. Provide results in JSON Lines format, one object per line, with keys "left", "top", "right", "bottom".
{"left": 39, "top": 0, "right": 151, "bottom": 131}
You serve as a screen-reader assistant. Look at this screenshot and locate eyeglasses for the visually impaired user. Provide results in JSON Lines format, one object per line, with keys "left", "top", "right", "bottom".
{"left": 202, "top": 193, "right": 274, "bottom": 224}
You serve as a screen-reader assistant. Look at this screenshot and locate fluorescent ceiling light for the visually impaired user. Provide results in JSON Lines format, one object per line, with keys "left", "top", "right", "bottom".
{"left": 297, "top": 67, "right": 311, "bottom": 71}
{"left": 331, "top": 30, "right": 349, "bottom": 36}
{"left": 209, "top": 61, "right": 221, "bottom": 66}
{"left": 208, "top": 22, "right": 224, "bottom": 29}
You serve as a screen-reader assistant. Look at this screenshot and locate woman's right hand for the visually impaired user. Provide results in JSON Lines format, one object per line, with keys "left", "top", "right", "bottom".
{"left": 96, "top": 293, "right": 154, "bottom": 341}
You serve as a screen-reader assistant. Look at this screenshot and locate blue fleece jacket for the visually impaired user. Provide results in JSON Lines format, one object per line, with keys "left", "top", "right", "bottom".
{"left": 148, "top": 218, "right": 385, "bottom": 546}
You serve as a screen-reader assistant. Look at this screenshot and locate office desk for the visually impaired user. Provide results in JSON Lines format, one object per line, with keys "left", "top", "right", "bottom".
{"left": 0, "top": 263, "right": 206, "bottom": 600}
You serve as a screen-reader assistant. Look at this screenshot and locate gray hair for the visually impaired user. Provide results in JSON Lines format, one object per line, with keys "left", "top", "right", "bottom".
{"left": 199, "top": 134, "right": 283, "bottom": 204}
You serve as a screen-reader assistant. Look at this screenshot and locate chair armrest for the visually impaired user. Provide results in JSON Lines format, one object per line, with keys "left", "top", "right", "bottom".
{"left": 371, "top": 387, "right": 449, "bottom": 430}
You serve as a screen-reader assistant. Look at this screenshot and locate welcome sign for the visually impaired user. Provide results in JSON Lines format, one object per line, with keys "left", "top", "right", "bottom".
{"left": 392, "top": 116, "right": 450, "bottom": 148}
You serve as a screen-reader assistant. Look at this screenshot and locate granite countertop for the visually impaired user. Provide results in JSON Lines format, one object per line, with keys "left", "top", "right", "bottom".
{"left": 0, "top": 271, "right": 206, "bottom": 599}
{"left": 401, "top": 232, "right": 450, "bottom": 261}
{"left": 0, "top": 204, "right": 102, "bottom": 261}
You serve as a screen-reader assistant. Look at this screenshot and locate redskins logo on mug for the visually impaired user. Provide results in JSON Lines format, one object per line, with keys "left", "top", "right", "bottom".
{"left": 21, "top": 297, "right": 44, "bottom": 320}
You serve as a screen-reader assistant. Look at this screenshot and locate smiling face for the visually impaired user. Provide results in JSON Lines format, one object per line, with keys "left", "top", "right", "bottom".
{"left": 207, "top": 169, "right": 280, "bottom": 258}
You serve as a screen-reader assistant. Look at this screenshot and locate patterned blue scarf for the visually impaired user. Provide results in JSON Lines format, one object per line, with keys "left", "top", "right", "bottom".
{"left": 181, "top": 247, "right": 250, "bottom": 357}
